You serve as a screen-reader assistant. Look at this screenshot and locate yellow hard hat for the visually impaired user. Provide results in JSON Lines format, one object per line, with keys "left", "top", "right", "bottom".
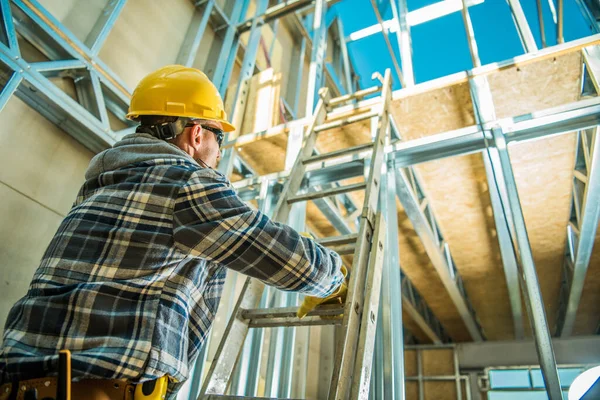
{"left": 126, "top": 65, "right": 235, "bottom": 132}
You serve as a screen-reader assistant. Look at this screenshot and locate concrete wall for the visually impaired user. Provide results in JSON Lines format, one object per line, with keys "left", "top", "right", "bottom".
{"left": 0, "top": 0, "right": 199, "bottom": 331}
{"left": 0, "top": 96, "right": 93, "bottom": 329}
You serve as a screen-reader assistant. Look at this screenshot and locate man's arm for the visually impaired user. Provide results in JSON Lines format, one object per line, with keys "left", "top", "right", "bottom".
{"left": 173, "top": 168, "right": 344, "bottom": 297}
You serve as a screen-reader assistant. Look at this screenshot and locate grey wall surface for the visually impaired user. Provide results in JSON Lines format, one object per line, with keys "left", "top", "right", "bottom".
{"left": 0, "top": 96, "right": 93, "bottom": 330}
{"left": 0, "top": 0, "right": 200, "bottom": 332}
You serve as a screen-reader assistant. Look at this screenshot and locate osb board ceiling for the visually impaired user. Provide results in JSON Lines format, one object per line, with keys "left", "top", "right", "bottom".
{"left": 229, "top": 47, "right": 598, "bottom": 341}
{"left": 390, "top": 81, "right": 476, "bottom": 137}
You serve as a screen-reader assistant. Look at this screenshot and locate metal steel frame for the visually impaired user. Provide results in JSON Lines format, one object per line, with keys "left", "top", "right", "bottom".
{"left": 468, "top": 75, "right": 524, "bottom": 340}
{"left": 389, "top": 0, "right": 414, "bottom": 87}
{"left": 393, "top": 157, "right": 485, "bottom": 342}
{"left": 0, "top": 0, "right": 134, "bottom": 153}
{"left": 555, "top": 45, "right": 600, "bottom": 338}
{"left": 484, "top": 125, "right": 563, "bottom": 399}
{"left": 2, "top": 0, "right": 600, "bottom": 398}
{"left": 404, "top": 345, "right": 471, "bottom": 400}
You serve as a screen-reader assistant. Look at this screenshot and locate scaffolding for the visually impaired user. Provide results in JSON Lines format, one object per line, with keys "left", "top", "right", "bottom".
{"left": 1, "top": 0, "right": 600, "bottom": 399}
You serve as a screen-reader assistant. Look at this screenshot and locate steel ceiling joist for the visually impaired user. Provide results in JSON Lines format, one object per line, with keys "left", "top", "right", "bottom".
{"left": 555, "top": 45, "right": 600, "bottom": 338}
{"left": 393, "top": 164, "right": 485, "bottom": 342}
{"left": 468, "top": 75, "right": 524, "bottom": 339}
{"left": 485, "top": 126, "right": 562, "bottom": 399}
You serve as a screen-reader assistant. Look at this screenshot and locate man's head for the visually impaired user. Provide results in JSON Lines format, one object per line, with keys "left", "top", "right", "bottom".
{"left": 137, "top": 115, "right": 224, "bottom": 168}
{"left": 126, "top": 65, "right": 235, "bottom": 168}
{"left": 171, "top": 118, "right": 223, "bottom": 168}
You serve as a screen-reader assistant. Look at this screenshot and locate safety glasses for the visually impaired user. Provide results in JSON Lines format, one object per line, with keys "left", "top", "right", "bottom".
{"left": 186, "top": 120, "right": 224, "bottom": 147}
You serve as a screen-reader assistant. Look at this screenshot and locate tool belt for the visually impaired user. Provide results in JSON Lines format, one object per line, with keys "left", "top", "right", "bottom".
{"left": 0, "top": 350, "right": 168, "bottom": 400}
{"left": 0, "top": 376, "right": 168, "bottom": 400}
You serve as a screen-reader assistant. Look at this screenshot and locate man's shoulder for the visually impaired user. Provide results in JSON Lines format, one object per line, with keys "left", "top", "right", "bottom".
{"left": 185, "top": 166, "right": 231, "bottom": 186}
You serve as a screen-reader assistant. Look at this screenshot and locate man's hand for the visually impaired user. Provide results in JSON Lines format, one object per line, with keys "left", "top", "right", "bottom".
{"left": 297, "top": 265, "right": 348, "bottom": 318}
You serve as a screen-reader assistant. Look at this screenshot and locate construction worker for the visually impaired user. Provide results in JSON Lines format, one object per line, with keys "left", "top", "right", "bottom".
{"left": 0, "top": 65, "right": 346, "bottom": 400}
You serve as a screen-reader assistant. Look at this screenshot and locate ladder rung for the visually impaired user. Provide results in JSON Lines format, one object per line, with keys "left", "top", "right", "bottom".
{"left": 316, "top": 233, "right": 359, "bottom": 247}
{"left": 242, "top": 304, "right": 344, "bottom": 320}
{"left": 315, "top": 110, "right": 379, "bottom": 133}
{"left": 288, "top": 182, "right": 366, "bottom": 204}
{"left": 327, "top": 244, "right": 356, "bottom": 255}
{"left": 303, "top": 142, "right": 374, "bottom": 165}
{"left": 328, "top": 85, "right": 382, "bottom": 107}
{"left": 305, "top": 158, "right": 367, "bottom": 187}
{"left": 248, "top": 315, "right": 343, "bottom": 328}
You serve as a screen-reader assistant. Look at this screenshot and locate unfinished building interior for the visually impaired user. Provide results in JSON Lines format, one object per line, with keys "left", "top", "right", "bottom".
{"left": 0, "top": 0, "right": 599, "bottom": 399}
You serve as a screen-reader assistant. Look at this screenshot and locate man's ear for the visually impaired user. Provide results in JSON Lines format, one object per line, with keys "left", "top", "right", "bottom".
{"left": 189, "top": 124, "right": 202, "bottom": 148}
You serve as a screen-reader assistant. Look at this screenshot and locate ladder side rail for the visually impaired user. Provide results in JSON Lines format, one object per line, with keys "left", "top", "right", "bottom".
{"left": 328, "top": 69, "right": 393, "bottom": 400}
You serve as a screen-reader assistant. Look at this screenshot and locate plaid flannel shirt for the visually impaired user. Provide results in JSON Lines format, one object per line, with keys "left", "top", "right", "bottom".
{"left": 0, "top": 133, "right": 343, "bottom": 398}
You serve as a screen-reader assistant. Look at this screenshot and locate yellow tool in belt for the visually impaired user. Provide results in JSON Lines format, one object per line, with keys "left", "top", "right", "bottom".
{"left": 134, "top": 376, "right": 168, "bottom": 400}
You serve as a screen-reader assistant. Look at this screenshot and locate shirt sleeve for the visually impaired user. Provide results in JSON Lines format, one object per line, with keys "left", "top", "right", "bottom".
{"left": 172, "top": 168, "right": 344, "bottom": 297}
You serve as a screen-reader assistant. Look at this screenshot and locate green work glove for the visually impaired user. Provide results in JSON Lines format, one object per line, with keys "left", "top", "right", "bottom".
{"left": 297, "top": 265, "right": 348, "bottom": 319}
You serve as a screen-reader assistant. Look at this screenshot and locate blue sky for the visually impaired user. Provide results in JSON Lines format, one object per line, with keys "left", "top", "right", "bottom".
{"left": 331, "top": 0, "right": 593, "bottom": 90}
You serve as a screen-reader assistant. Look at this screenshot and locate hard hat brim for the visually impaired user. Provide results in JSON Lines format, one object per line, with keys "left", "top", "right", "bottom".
{"left": 126, "top": 110, "right": 236, "bottom": 133}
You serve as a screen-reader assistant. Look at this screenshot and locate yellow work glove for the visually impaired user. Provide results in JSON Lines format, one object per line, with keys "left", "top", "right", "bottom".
{"left": 299, "top": 231, "right": 315, "bottom": 239}
{"left": 297, "top": 265, "right": 348, "bottom": 319}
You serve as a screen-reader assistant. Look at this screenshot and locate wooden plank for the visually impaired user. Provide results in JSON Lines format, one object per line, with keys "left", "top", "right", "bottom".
{"left": 404, "top": 349, "right": 417, "bottom": 377}
{"left": 405, "top": 382, "right": 419, "bottom": 400}
{"left": 424, "top": 381, "right": 457, "bottom": 400}
{"left": 422, "top": 349, "right": 454, "bottom": 375}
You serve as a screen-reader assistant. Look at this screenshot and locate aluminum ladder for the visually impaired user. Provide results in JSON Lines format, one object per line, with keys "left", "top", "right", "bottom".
{"left": 199, "top": 69, "right": 393, "bottom": 400}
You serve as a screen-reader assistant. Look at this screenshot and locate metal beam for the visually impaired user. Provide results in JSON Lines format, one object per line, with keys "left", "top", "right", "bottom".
{"left": 460, "top": 0, "right": 481, "bottom": 68}
{"left": 390, "top": 0, "right": 415, "bottom": 86}
{"left": 401, "top": 272, "right": 452, "bottom": 344}
{"left": 176, "top": 0, "right": 215, "bottom": 67}
{"left": 335, "top": 17, "right": 353, "bottom": 94}
{"left": 469, "top": 75, "right": 524, "bottom": 339}
{"left": 557, "top": 0, "right": 564, "bottom": 44}
{"left": 217, "top": 0, "right": 266, "bottom": 177}
{"left": 485, "top": 127, "right": 562, "bottom": 399}
{"left": 394, "top": 164, "right": 485, "bottom": 341}
{"left": 237, "top": 0, "right": 340, "bottom": 33}
{"left": 390, "top": 97, "right": 600, "bottom": 168}
{"left": 0, "top": 71, "right": 22, "bottom": 112}
{"left": 212, "top": 0, "right": 248, "bottom": 93}
{"left": 506, "top": 0, "right": 538, "bottom": 52}
{"left": 556, "top": 128, "right": 600, "bottom": 337}
{"left": 84, "top": 0, "right": 128, "bottom": 56}
{"left": 555, "top": 46, "right": 600, "bottom": 337}
{"left": 370, "top": 0, "right": 405, "bottom": 87}
{"left": 0, "top": 45, "right": 115, "bottom": 152}
{"left": 380, "top": 162, "right": 406, "bottom": 398}
{"left": 536, "top": 0, "right": 547, "bottom": 48}
{"left": 346, "top": 0, "right": 484, "bottom": 43}
{"left": 0, "top": 0, "right": 20, "bottom": 55}
{"left": 230, "top": 96, "right": 600, "bottom": 198}
{"left": 573, "top": 0, "right": 600, "bottom": 34}
{"left": 456, "top": 336, "right": 600, "bottom": 369}
{"left": 16, "top": 0, "right": 132, "bottom": 97}
{"left": 305, "top": 0, "right": 327, "bottom": 116}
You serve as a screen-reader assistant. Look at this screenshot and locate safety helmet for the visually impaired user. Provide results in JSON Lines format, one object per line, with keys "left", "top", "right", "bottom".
{"left": 126, "top": 65, "right": 235, "bottom": 132}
